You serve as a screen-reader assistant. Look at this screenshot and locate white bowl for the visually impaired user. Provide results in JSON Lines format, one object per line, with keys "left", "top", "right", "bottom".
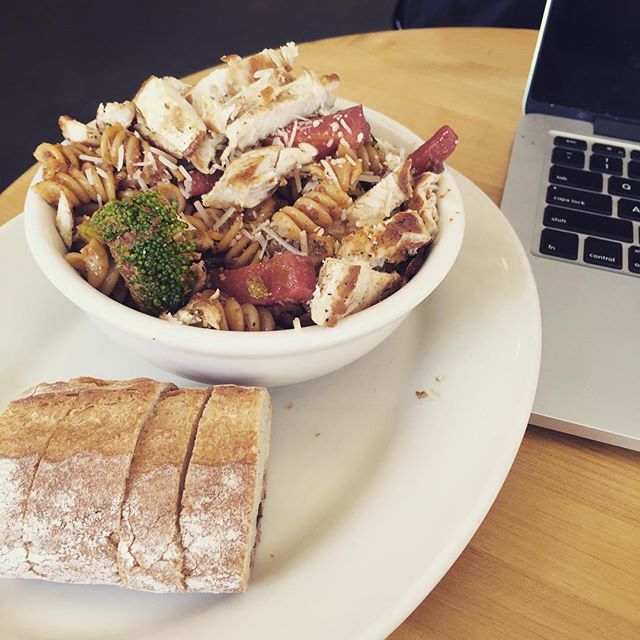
{"left": 23, "top": 101, "right": 465, "bottom": 386}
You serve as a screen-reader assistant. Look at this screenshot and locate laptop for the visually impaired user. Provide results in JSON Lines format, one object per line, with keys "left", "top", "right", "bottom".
{"left": 501, "top": 0, "right": 640, "bottom": 451}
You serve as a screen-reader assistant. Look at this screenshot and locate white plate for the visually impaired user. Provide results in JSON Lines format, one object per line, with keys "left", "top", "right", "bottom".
{"left": 0, "top": 170, "right": 540, "bottom": 640}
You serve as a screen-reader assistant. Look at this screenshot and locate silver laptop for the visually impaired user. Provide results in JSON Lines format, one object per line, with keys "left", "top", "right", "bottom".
{"left": 501, "top": 0, "right": 640, "bottom": 450}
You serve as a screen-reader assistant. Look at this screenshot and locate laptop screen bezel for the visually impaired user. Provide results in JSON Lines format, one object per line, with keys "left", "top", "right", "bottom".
{"left": 524, "top": 0, "right": 640, "bottom": 127}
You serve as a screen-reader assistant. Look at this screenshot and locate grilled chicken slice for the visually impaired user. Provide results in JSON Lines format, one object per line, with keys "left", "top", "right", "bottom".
{"left": 408, "top": 171, "right": 440, "bottom": 237}
{"left": 343, "top": 159, "right": 413, "bottom": 228}
{"left": 188, "top": 43, "right": 298, "bottom": 133}
{"left": 310, "top": 258, "right": 400, "bottom": 327}
{"left": 338, "top": 210, "right": 432, "bottom": 268}
{"left": 58, "top": 116, "right": 100, "bottom": 145}
{"left": 134, "top": 76, "right": 207, "bottom": 158}
{"left": 184, "top": 133, "right": 224, "bottom": 174}
{"left": 223, "top": 70, "right": 339, "bottom": 160}
{"left": 96, "top": 101, "right": 136, "bottom": 130}
{"left": 202, "top": 144, "right": 316, "bottom": 209}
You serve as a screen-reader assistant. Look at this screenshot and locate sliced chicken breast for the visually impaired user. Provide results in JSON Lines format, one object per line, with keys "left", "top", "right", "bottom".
{"left": 58, "top": 116, "right": 100, "bottom": 145}
{"left": 188, "top": 43, "right": 298, "bottom": 133}
{"left": 223, "top": 70, "right": 339, "bottom": 159}
{"left": 202, "top": 144, "right": 316, "bottom": 209}
{"left": 344, "top": 159, "right": 413, "bottom": 227}
{"left": 338, "top": 210, "right": 432, "bottom": 268}
{"left": 310, "top": 258, "right": 400, "bottom": 327}
{"left": 96, "top": 101, "right": 136, "bottom": 130}
{"left": 408, "top": 171, "right": 440, "bottom": 237}
{"left": 134, "top": 76, "right": 207, "bottom": 158}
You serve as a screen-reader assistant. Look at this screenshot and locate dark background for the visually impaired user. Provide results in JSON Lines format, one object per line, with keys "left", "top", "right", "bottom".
{"left": 0, "top": 0, "right": 545, "bottom": 192}
{"left": 0, "top": 1, "right": 394, "bottom": 191}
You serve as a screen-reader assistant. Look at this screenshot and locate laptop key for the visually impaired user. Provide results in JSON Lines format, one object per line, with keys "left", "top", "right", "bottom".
{"left": 551, "top": 147, "right": 584, "bottom": 168}
{"left": 627, "top": 161, "right": 640, "bottom": 179}
{"left": 546, "top": 185, "right": 612, "bottom": 215}
{"left": 543, "top": 206, "right": 633, "bottom": 242}
{"left": 583, "top": 237, "right": 623, "bottom": 269}
{"left": 589, "top": 154, "right": 623, "bottom": 175}
{"left": 539, "top": 228, "right": 579, "bottom": 260}
{"left": 629, "top": 246, "right": 640, "bottom": 273}
{"left": 592, "top": 143, "right": 626, "bottom": 158}
{"left": 608, "top": 176, "right": 640, "bottom": 199}
{"left": 630, "top": 150, "right": 640, "bottom": 161}
{"left": 549, "top": 166, "right": 602, "bottom": 191}
{"left": 618, "top": 198, "right": 640, "bottom": 221}
{"left": 554, "top": 136, "right": 587, "bottom": 150}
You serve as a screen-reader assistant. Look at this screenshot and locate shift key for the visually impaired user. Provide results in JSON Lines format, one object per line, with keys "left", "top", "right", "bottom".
{"left": 546, "top": 184, "right": 612, "bottom": 215}
{"left": 543, "top": 206, "right": 633, "bottom": 242}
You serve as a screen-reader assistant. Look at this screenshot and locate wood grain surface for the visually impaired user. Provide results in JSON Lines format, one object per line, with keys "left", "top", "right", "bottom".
{"left": 1, "top": 28, "right": 638, "bottom": 640}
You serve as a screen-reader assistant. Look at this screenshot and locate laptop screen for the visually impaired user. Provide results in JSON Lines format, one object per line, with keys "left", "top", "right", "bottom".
{"left": 527, "top": 0, "right": 640, "bottom": 123}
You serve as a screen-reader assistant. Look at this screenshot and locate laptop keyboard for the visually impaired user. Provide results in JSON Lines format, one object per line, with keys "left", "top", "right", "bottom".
{"left": 536, "top": 133, "right": 640, "bottom": 276}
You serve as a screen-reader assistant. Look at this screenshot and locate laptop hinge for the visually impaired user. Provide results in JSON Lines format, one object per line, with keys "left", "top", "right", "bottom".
{"left": 594, "top": 118, "right": 640, "bottom": 143}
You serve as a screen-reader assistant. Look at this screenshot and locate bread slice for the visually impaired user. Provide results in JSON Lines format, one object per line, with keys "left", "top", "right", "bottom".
{"left": 22, "top": 378, "right": 172, "bottom": 584}
{"left": 0, "top": 383, "right": 89, "bottom": 577}
{"left": 0, "top": 377, "right": 146, "bottom": 577}
{"left": 180, "top": 385, "right": 271, "bottom": 592}
{"left": 118, "top": 387, "right": 211, "bottom": 591}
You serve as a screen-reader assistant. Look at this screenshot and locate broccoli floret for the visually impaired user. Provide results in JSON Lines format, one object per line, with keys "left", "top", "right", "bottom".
{"left": 88, "top": 190, "right": 198, "bottom": 315}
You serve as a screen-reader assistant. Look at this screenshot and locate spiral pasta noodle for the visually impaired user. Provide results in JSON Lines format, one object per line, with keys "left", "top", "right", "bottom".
{"left": 181, "top": 206, "right": 223, "bottom": 251}
{"left": 100, "top": 123, "right": 150, "bottom": 175}
{"left": 328, "top": 141, "right": 386, "bottom": 192}
{"left": 32, "top": 164, "right": 119, "bottom": 208}
{"left": 270, "top": 180, "right": 351, "bottom": 242}
{"left": 34, "top": 142, "right": 99, "bottom": 178}
{"left": 211, "top": 213, "right": 265, "bottom": 268}
{"left": 213, "top": 296, "right": 276, "bottom": 331}
{"left": 64, "top": 238, "right": 121, "bottom": 295}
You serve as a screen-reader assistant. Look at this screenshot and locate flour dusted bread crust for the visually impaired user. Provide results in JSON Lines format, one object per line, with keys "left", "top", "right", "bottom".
{"left": 0, "top": 378, "right": 271, "bottom": 592}
{"left": 180, "top": 385, "right": 272, "bottom": 592}
{"left": 23, "top": 378, "right": 172, "bottom": 583}
{"left": 0, "top": 377, "right": 144, "bottom": 577}
{"left": 118, "top": 387, "right": 211, "bottom": 591}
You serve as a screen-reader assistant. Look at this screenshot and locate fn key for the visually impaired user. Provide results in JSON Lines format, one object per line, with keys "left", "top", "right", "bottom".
{"left": 540, "top": 228, "right": 579, "bottom": 260}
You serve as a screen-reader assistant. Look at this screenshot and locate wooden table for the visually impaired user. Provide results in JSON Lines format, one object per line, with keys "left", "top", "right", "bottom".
{"left": 1, "top": 28, "right": 639, "bottom": 640}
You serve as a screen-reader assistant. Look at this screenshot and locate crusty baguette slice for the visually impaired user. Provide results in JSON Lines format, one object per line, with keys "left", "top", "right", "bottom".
{"left": 118, "top": 387, "right": 211, "bottom": 591}
{"left": 0, "top": 377, "right": 148, "bottom": 577}
{"left": 0, "top": 383, "right": 89, "bottom": 577}
{"left": 180, "top": 385, "right": 271, "bottom": 593}
{"left": 23, "top": 378, "right": 173, "bottom": 584}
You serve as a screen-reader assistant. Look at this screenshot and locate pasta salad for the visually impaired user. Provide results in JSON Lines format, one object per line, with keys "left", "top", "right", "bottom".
{"left": 31, "top": 42, "right": 458, "bottom": 330}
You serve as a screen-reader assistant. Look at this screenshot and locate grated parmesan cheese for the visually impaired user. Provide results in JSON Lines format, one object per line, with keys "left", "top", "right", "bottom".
{"left": 293, "top": 168, "right": 302, "bottom": 194}
{"left": 194, "top": 200, "right": 206, "bottom": 214}
{"left": 212, "top": 207, "right": 236, "bottom": 231}
{"left": 320, "top": 159, "right": 340, "bottom": 186}
{"left": 340, "top": 118, "right": 353, "bottom": 134}
{"left": 96, "top": 167, "right": 108, "bottom": 179}
{"left": 79, "top": 154, "right": 101, "bottom": 164}
{"left": 116, "top": 145, "right": 125, "bottom": 171}
{"left": 84, "top": 168, "right": 95, "bottom": 186}
{"left": 292, "top": 317, "right": 302, "bottom": 331}
{"left": 158, "top": 155, "right": 178, "bottom": 171}
{"left": 299, "top": 229, "right": 308, "bottom": 255}
{"left": 136, "top": 174, "right": 148, "bottom": 191}
{"left": 288, "top": 120, "right": 299, "bottom": 148}
{"left": 358, "top": 173, "right": 382, "bottom": 183}
{"left": 178, "top": 165, "right": 191, "bottom": 182}
{"left": 261, "top": 225, "right": 304, "bottom": 255}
